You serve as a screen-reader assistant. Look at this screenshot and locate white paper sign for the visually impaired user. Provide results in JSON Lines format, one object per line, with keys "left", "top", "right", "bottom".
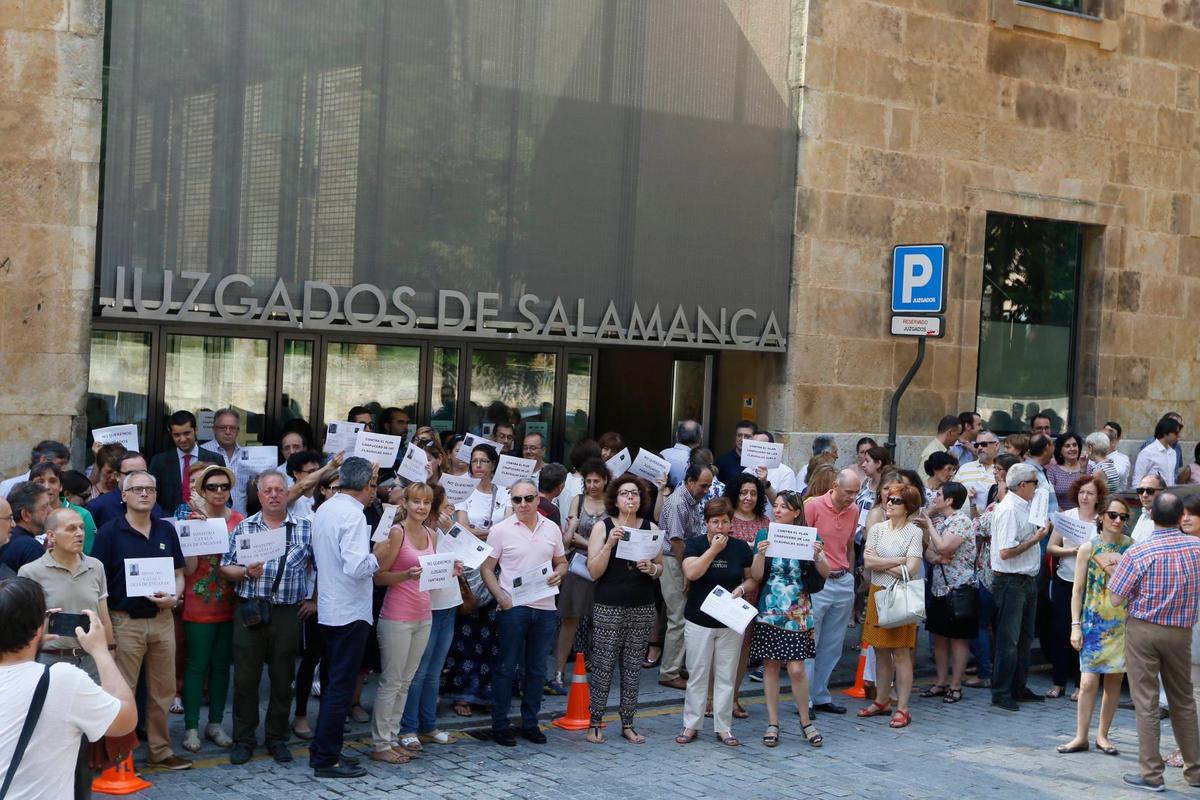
{"left": 124, "top": 557, "right": 176, "bottom": 597}
{"left": 615, "top": 528, "right": 663, "bottom": 561}
{"left": 606, "top": 448, "right": 631, "bottom": 478}
{"left": 355, "top": 431, "right": 403, "bottom": 466}
{"left": 509, "top": 560, "right": 559, "bottom": 606}
{"left": 1052, "top": 512, "right": 1094, "bottom": 547}
{"left": 197, "top": 411, "right": 216, "bottom": 441}
{"left": 175, "top": 518, "right": 230, "bottom": 557}
{"left": 1028, "top": 487, "right": 1050, "bottom": 529}
{"left": 455, "top": 433, "right": 502, "bottom": 464}
{"left": 494, "top": 455, "right": 536, "bottom": 488}
{"left": 236, "top": 446, "right": 278, "bottom": 475}
{"left": 439, "top": 472, "right": 481, "bottom": 506}
{"left": 740, "top": 440, "right": 783, "bottom": 470}
{"left": 699, "top": 586, "right": 758, "bottom": 635}
{"left": 235, "top": 527, "right": 286, "bottom": 565}
{"left": 396, "top": 444, "right": 429, "bottom": 483}
{"left": 324, "top": 421, "right": 364, "bottom": 455}
{"left": 372, "top": 504, "right": 399, "bottom": 543}
{"left": 629, "top": 449, "right": 671, "bottom": 484}
{"left": 92, "top": 424, "right": 139, "bottom": 453}
{"left": 440, "top": 523, "right": 494, "bottom": 569}
{"left": 418, "top": 553, "right": 458, "bottom": 591}
{"left": 766, "top": 522, "right": 818, "bottom": 560}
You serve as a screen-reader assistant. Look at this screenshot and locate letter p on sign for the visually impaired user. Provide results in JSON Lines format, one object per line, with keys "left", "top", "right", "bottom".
{"left": 891, "top": 244, "right": 945, "bottom": 314}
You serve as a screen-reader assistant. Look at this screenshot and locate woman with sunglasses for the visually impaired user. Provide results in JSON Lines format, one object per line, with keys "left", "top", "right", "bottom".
{"left": 179, "top": 464, "right": 243, "bottom": 752}
{"left": 582, "top": 475, "right": 662, "bottom": 744}
{"left": 750, "top": 491, "right": 828, "bottom": 748}
{"left": 858, "top": 482, "right": 925, "bottom": 729}
{"left": 1057, "top": 496, "right": 1133, "bottom": 755}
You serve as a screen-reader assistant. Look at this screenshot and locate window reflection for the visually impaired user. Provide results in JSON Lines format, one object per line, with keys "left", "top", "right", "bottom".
{"left": 564, "top": 354, "right": 592, "bottom": 448}
{"left": 322, "top": 342, "right": 420, "bottom": 429}
{"left": 88, "top": 330, "right": 151, "bottom": 449}
{"left": 164, "top": 335, "right": 269, "bottom": 444}
{"left": 467, "top": 350, "right": 556, "bottom": 441}
{"left": 281, "top": 340, "right": 314, "bottom": 427}
{"left": 430, "top": 347, "right": 460, "bottom": 434}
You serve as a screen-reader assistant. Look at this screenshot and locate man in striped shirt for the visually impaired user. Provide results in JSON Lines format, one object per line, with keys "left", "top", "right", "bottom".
{"left": 1109, "top": 493, "right": 1200, "bottom": 792}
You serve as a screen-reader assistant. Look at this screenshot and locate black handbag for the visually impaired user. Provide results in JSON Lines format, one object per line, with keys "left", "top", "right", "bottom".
{"left": 238, "top": 523, "right": 292, "bottom": 628}
{"left": 939, "top": 564, "right": 980, "bottom": 622}
{"left": 800, "top": 560, "right": 826, "bottom": 595}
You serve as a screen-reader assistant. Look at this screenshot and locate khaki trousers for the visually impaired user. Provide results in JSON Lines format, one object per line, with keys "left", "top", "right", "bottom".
{"left": 659, "top": 557, "right": 687, "bottom": 681}
{"left": 1125, "top": 617, "right": 1200, "bottom": 785}
{"left": 371, "top": 618, "right": 432, "bottom": 751}
{"left": 111, "top": 609, "right": 177, "bottom": 762}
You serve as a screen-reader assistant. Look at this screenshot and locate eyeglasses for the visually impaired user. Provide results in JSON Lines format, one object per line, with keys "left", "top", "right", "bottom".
{"left": 884, "top": 496, "right": 903, "bottom": 505}
{"left": 1135, "top": 487, "right": 1161, "bottom": 495}
{"left": 975, "top": 440, "right": 998, "bottom": 448}
{"left": 126, "top": 486, "right": 157, "bottom": 495}
{"left": 203, "top": 483, "right": 231, "bottom": 492}
{"left": 213, "top": 425, "right": 239, "bottom": 432}
{"left": 0, "top": 515, "right": 12, "bottom": 522}
{"left": 617, "top": 489, "right": 639, "bottom": 498}
{"left": 511, "top": 494, "right": 537, "bottom": 504}
{"left": 1105, "top": 511, "right": 1131, "bottom": 522}
{"left": 1020, "top": 480, "right": 1038, "bottom": 486}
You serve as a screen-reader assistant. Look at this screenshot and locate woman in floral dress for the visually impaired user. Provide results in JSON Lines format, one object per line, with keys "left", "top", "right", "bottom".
{"left": 920, "top": 482, "right": 977, "bottom": 705}
{"left": 749, "top": 492, "right": 829, "bottom": 748}
{"left": 1056, "top": 496, "right": 1133, "bottom": 755}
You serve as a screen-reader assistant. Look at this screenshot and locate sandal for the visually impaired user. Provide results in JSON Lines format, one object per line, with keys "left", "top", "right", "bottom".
{"left": 585, "top": 724, "right": 604, "bottom": 744}
{"left": 963, "top": 678, "right": 991, "bottom": 689}
{"left": 369, "top": 749, "right": 411, "bottom": 764}
{"left": 801, "top": 723, "right": 823, "bottom": 747}
{"left": 453, "top": 701, "right": 473, "bottom": 717}
{"left": 399, "top": 735, "right": 423, "bottom": 751}
{"left": 943, "top": 688, "right": 963, "bottom": 704}
{"left": 733, "top": 703, "right": 749, "bottom": 719}
{"left": 919, "top": 684, "right": 948, "bottom": 698}
{"left": 1164, "top": 748, "right": 1182, "bottom": 766}
{"left": 889, "top": 709, "right": 912, "bottom": 729}
{"left": 1070, "top": 688, "right": 1080, "bottom": 702}
{"left": 715, "top": 732, "right": 739, "bottom": 747}
{"left": 857, "top": 700, "right": 892, "bottom": 718}
{"left": 675, "top": 728, "right": 698, "bottom": 745}
{"left": 641, "top": 641, "right": 664, "bottom": 670}
{"left": 1044, "top": 686, "right": 1064, "bottom": 699}
{"left": 621, "top": 725, "right": 645, "bottom": 745}
{"left": 763, "top": 724, "right": 780, "bottom": 748}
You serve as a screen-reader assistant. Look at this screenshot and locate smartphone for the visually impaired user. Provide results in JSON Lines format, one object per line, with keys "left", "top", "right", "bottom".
{"left": 48, "top": 612, "right": 90, "bottom": 637}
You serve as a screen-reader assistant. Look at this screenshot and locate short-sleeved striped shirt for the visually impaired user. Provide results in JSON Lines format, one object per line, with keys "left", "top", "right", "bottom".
{"left": 1108, "top": 527, "right": 1200, "bottom": 628}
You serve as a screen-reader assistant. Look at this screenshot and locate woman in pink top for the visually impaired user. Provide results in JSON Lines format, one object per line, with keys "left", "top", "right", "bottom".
{"left": 370, "top": 483, "right": 460, "bottom": 764}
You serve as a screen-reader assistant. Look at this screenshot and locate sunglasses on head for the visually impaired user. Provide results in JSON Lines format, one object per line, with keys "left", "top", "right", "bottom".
{"left": 1105, "top": 511, "right": 1130, "bottom": 522}
{"left": 511, "top": 494, "right": 537, "bottom": 504}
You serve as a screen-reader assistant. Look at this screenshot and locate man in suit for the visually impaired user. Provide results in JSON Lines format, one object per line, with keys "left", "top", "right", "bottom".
{"left": 149, "top": 410, "right": 222, "bottom": 512}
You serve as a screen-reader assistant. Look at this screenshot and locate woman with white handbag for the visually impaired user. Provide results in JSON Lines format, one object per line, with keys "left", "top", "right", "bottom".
{"left": 857, "top": 482, "right": 925, "bottom": 729}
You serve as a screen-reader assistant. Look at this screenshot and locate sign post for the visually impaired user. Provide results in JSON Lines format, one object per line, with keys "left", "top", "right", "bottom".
{"left": 886, "top": 244, "right": 947, "bottom": 456}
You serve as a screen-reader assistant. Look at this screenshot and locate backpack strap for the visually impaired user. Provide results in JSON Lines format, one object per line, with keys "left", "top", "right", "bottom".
{"left": 0, "top": 664, "right": 51, "bottom": 799}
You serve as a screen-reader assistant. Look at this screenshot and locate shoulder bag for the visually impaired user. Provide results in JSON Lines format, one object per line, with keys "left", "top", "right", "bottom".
{"left": 938, "top": 563, "right": 979, "bottom": 622}
{"left": 873, "top": 565, "right": 926, "bottom": 628}
{"left": 238, "top": 522, "right": 293, "bottom": 629}
{"left": 1, "top": 664, "right": 50, "bottom": 799}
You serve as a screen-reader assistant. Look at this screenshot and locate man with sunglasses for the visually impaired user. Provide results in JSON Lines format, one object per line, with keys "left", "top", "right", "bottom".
{"left": 989, "top": 463, "right": 1050, "bottom": 712}
{"left": 479, "top": 478, "right": 567, "bottom": 747}
{"left": 1131, "top": 475, "right": 1168, "bottom": 544}
{"left": 971, "top": 433, "right": 1001, "bottom": 514}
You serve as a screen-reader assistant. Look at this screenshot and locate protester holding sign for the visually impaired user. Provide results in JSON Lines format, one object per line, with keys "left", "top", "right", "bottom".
{"left": 1057, "top": 496, "right": 1133, "bottom": 756}
{"left": 455, "top": 445, "right": 510, "bottom": 539}
{"left": 676, "top": 498, "right": 756, "bottom": 748}
{"left": 582, "top": 475, "right": 662, "bottom": 744}
{"left": 725, "top": 472, "right": 769, "bottom": 717}
{"left": 179, "top": 464, "right": 242, "bottom": 753}
{"left": 750, "top": 491, "right": 829, "bottom": 749}
{"left": 1045, "top": 475, "right": 1107, "bottom": 701}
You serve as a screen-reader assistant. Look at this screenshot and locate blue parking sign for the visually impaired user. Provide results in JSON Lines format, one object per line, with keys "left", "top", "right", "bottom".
{"left": 891, "top": 244, "right": 946, "bottom": 314}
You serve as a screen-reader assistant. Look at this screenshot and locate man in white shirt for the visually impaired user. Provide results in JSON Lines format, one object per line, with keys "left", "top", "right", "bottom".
{"left": 990, "top": 463, "right": 1050, "bottom": 712}
{"left": 1133, "top": 416, "right": 1182, "bottom": 488}
{"left": 201, "top": 408, "right": 247, "bottom": 512}
{"left": 660, "top": 419, "right": 703, "bottom": 488}
{"left": 1104, "top": 421, "right": 1132, "bottom": 491}
{"left": 0, "top": 579, "right": 135, "bottom": 800}
{"left": 0, "top": 441, "right": 70, "bottom": 499}
{"left": 1130, "top": 474, "right": 1166, "bottom": 544}
{"left": 309, "top": 457, "right": 405, "bottom": 778}
{"left": 948, "top": 411, "right": 982, "bottom": 465}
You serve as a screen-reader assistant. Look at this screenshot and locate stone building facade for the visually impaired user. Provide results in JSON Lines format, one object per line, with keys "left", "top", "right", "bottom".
{"left": 0, "top": 0, "right": 104, "bottom": 472}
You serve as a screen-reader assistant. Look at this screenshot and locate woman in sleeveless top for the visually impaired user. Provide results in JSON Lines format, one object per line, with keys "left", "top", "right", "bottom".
{"left": 582, "top": 475, "right": 662, "bottom": 744}
{"left": 551, "top": 458, "right": 610, "bottom": 692}
{"left": 1057, "top": 497, "right": 1133, "bottom": 756}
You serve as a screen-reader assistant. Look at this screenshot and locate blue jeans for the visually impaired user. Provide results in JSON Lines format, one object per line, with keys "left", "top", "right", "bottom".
{"left": 491, "top": 606, "right": 557, "bottom": 732}
{"left": 309, "top": 620, "right": 371, "bottom": 768}
{"left": 969, "top": 585, "right": 995, "bottom": 679}
{"left": 400, "top": 608, "right": 457, "bottom": 735}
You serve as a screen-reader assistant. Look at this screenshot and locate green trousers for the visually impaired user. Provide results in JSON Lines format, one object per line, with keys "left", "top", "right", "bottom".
{"left": 182, "top": 620, "right": 233, "bottom": 729}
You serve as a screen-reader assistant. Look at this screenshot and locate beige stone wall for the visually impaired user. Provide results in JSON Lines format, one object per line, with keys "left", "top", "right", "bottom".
{"left": 0, "top": 0, "right": 103, "bottom": 476}
{"left": 767, "top": 0, "right": 1200, "bottom": 462}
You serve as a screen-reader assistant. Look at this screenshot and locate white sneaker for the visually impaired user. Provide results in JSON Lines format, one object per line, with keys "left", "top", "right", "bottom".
{"left": 205, "top": 723, "right": 233, "bottom": 748}
{"left": 182, "top": 729, "right": 201, "bottom": 752}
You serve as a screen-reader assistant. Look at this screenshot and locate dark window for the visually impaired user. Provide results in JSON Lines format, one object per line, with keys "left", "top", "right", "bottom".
{"left": 1024, "top": 0, "right": 1084, "bottom": 12}
{"left": 976, "top": 213, "right": 1083, "bottom": 436}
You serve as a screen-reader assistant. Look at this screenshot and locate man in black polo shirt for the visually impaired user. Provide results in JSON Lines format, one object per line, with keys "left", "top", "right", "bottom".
{"left": 0, "top": 482, "right": 53, "bottom": 573}
{"left": 85, "top": 452, "right": 165, "bottom": 529}
{"left": 91, "top": 470, "right": 191, "bottom": 771}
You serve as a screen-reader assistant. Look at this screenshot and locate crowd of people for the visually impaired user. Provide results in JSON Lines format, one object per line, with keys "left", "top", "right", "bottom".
{"left": 2, "top": 405, "right": 1200, "bottom": 796}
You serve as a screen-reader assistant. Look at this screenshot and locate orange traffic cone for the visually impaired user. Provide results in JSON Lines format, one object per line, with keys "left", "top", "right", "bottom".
{"left": 842, "top": 650, "right": 868, "bottom": 699}
{"left": 552, "top": 652, "right": 593, "bottom": 730}
{"left": 92, "top": 754, "right": 152, "bottom": 795}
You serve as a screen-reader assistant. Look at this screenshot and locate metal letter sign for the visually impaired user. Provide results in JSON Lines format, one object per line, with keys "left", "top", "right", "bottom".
{"left": 891, "top": 244, "right": 946, "bottom": 314}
